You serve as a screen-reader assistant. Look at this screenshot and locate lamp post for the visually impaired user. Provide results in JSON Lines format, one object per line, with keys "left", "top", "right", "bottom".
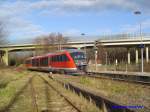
{"left": 94, "top": 45, "right": 98, "bottom": 71}
{"left": 105, "top": 51, "right": 108, "bottom": 71}
{"left": 134, "top": 11, "right": 144, "bottom": 73}
{"left": 81, "top": 33, "right": 86, "bottom": 55}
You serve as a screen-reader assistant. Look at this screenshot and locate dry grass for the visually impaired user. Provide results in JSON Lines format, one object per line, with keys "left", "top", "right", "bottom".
{"left": 0, "top": 69, "right": 102, "bottom": 112}
{"left": 8, "top": 84, "right": 34, "bottom": 112}
{"left": 0, "top": 70, "right": 33, "bottom": 110}
{"left": 52, "top": 74, "right": 150, "bottom": 109}
{"left": 0, "top": 68, "right": 149, "bottom": 112}
{"left": 39, "top": 73, "right": 102, "bottom": 112}
{"left": 4, "top": 73, "right": 47, "bottom": 112}
{"left": 88, "top": 63, "right": 150, "bottom": 72}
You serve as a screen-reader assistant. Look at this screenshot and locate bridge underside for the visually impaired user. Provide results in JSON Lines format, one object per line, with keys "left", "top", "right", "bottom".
{"left": 0, "top": 45, "right": 93, "bottom": 66}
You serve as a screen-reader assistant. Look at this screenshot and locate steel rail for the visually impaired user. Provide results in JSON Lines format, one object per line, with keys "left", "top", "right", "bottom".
{"left": 30, "top": 76, "right": 39, "bottom": 112}
{"left": 86, "top": 72, "right": 150, "bottom": 86}
{"left": 39, "top": 75, "right": 82, "bottom": 112}
{"left": 48, "top": 75, "right": 144, "bottom": 112}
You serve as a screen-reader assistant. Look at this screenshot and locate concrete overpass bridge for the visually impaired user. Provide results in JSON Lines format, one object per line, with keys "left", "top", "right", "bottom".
{"left": 1, "top": 37, "right": 150, "bottom": 66}
{"left": 0, "top": 41, "right": 94, "bottom": 66}
{"left": 96, "top": 38, "right": 150, "bottom": 64}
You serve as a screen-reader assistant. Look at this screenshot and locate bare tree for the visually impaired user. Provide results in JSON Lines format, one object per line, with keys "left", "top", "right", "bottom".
{"left": 97, "top": 42, "right": 106, "bottom": 64}
{"left": 33, "top": 32, "right": 69, "bottom": 55}
{"left": 0, "top": 21, "right": 7, "bottom": 45}
{"left": 86, "top": 48, "right": 95, "bottom": 64}
{"left": 0, "top": 21, "right": 8, "bottom": 65}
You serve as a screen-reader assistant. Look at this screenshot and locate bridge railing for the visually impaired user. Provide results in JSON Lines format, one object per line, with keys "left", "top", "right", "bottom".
{"left": 98, "top": 33, "right": 150, "bottom": 41}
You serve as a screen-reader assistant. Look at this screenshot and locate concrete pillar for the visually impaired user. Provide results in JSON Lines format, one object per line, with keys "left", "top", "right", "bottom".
{"left": 135, "top": 49, "right": 139, "bottom": 64}
{"left": 127, "top": 48, "right": 130, "bottom": 64}
{"left": 146, "top": 47, "right": 149, "bottom": 63}
{"left": 2, "top": 50, "right": 9, "bottom": 66}
{"left": 95, "top": 50, "right": 98, "bottom": 71}
{"left": 0, "top": 51, "right": 3, "bottom": 63}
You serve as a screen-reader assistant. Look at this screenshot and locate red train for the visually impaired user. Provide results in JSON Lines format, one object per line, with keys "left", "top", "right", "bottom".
{"left": 25, "top": 49, "right": 87, "bottom": 73}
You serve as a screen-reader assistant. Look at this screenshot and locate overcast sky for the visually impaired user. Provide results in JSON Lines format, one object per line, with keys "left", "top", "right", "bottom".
{"left": 0, "top": 0, "right": 149, "bottom": 43}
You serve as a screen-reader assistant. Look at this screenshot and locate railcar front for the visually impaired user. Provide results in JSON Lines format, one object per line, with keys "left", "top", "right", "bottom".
{"left": 69, "top": 50, "right": 87, "bottom": 72}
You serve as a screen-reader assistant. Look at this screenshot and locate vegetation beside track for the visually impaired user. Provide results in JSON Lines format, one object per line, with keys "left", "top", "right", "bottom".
{"left": 0, "top": 69, "right": 101, "bottom": 112}
{"left": 52, "top": 74, "right": 150, "bottom": 110}
{"left": 36, "top": 72, "right": 101, "bottom": 112}
{"left": 0, "top": 70, "right": 33, "bottom": 111}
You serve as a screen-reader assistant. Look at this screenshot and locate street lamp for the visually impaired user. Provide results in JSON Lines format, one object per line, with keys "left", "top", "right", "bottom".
{"left": 81, "top": 33, "right": 86, "bottom": 55}
{"left": 105, "top": 51, "right": 108, "bottom": 71}
{"left": 134, "top": 11, "right": 144, "bottom": 73}
{"left": 94, "top": 45, "right": 98, "bottom": 71}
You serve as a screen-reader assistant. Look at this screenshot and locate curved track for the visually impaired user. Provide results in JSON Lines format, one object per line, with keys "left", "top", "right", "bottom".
{"left": 86, "top": 72, "right": 150, "bottom": 86}
{"left": 0, "top": 74, "right": 82, "bottom": 112}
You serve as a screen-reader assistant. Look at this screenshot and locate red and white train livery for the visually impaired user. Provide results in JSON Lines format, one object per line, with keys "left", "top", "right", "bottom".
{"left": 25, "top": 49, "right": 87, "bottom": 73}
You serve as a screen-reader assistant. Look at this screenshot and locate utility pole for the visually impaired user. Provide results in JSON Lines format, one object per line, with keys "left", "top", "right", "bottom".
{"left": 81, "top": 33, "right": 86, "bottom": 55}
{"left": 134, "top": 11, "right": 144, "bottom": 73}
{"left": 94, "top": 45, "right": 98, "bottom": 71}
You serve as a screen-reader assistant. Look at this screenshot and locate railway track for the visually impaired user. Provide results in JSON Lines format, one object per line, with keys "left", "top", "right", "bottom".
{"left": 0, "top": 74, "right": 82, "bottom": 112}
{"left": 40, "top": 75, "right": 82, "bottom": 112}
{"left": 30, "top": 77, "right": 39, "bottom": 112}
{"left": 49, "top": 74, "right": 150, "bottom": 112}
{"left": 0, "top": 75, "right": 35, "bottom": 112}
{"left": 2, "top": 70, "right": 149, "bottom": 112}
{"left": 86, "top": 72, "right": 150, "bottom": 86}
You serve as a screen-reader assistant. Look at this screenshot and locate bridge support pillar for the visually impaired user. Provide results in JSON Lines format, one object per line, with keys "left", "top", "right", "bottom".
{"left": 127, "top": 48, "right": 130, "bottom": 64}
{"left": 146, "top": 47, "right": 149, "bottom": 63}
{"left": 135, "top": 49, "right": 138, "bottom": 64}
{"left": 2, "top": 50, "right": 9, "bottom": 66}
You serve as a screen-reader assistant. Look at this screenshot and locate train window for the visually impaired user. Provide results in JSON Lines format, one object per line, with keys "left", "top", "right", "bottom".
{"left": 51, "top": 55, "right": 65, "bottom": 62}
{"left": 60, "top": 55, "right": 63, "bottom": 62}
{"left": 62, "top": 55, "right": 65, "bottom": 61}
{"left": 55, "top": 56, "right": 58, "bottom": 62}
{"left": 51, "top": 56, "right": 53, "bottom": 62}
{"left": 32, "top": 59, "right": 36, "bottom": 67}
{"left": 70, "top": 52, "right": 86, "bottom": 60}
{"left": 62, "top": 54, "right": 69, "bottom": 61}
{"left": 56, "top": 55, "right": 59, "bottom": 62}
{"left": 48, "top": 57, "right": 51, "bottom": 62}
{"left": 39, "top": 57, "right": 48, "bottom": 66}
{"left": 53, "top": 56, "right": 56, "bottom": 62}
{"left": 58, "top": 55, "right": 61, "bottom": 62}
{"left": 40, "top": 58, "right": 42, "bottom": 66}
{"left": 53, "top": 56, "right": 55, "bottom": 62}
{"left": 35, "top": 59, "right": 39, "bottom": 66}
{"left": 40, "top": 58, "right": 43, "bottom": 66}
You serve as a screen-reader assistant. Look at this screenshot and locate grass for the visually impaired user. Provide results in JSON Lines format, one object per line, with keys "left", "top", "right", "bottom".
{"left": 80, "top": 76, "right": 91, "bottom": 85}
{"left": 32, "top": 76, "right": 48, "bottom": 111}
{"left": 88, "top": 63, "right": 150, "bottom": 72}
{"left": 0, "top": 69, "right": 102, "bottom": 112}
{"left": 0, "top": 68, "right": 149, "bottom": 112}
{"left": 52, "top": 74, "right": 150, "bottom": 108}
{"left": 0, "top": 69, "right": 27, "bottom": 89}
{"left": 0, "top": 69, "right": 33, "bottom": 110}
{"left": 8, "top": 85, "right": 33, "bottom": 112}
{"left": 2, "top": 73, "right": 47, "bottom": 112}
{"left": 40, "top": 73, "right": 102, "bottom": 112}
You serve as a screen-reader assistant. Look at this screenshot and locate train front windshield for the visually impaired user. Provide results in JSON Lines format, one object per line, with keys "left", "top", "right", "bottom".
{"left": 70, "top": 52, "right": 86, "bottom": 65}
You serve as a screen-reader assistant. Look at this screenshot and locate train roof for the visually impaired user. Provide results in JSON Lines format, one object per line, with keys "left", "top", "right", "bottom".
{"left": 64, "top": 49, "right": 85, "bottom": 53}
{"left": 45, "top": 49, "right": 85, "bottom": 55}
{"left": 26, "top": 49, "right": 85, "bottom": 60}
